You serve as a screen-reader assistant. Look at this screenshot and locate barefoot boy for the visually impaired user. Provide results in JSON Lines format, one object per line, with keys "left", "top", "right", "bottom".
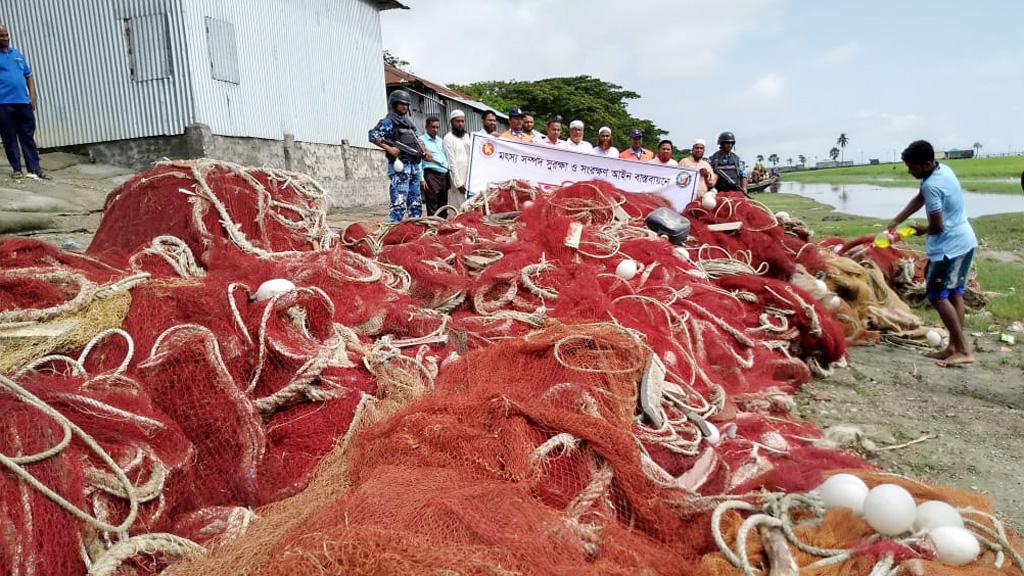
{"left": 888, "top": 140, "right": 978, "bottom": 367}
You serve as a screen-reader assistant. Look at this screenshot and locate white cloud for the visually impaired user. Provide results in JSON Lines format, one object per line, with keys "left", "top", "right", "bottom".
{"left": 816, "top": 42, "right": 860, "bottom": 66}
{"left": 855, "top": 111, "right": 924, "bottom": 134}
{"left": 381, "top": 0, "right": 781, "bottom": 85}
{"left": 745, "top": 73, "right": 786, "bottom": 101}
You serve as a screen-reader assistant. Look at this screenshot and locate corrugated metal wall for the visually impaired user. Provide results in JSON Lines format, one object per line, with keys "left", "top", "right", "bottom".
{"left": 181, "top": 0, "right": 386, "bottom": 147}
{"left": 0, "top": 0, "right": 193, "bottom": 147}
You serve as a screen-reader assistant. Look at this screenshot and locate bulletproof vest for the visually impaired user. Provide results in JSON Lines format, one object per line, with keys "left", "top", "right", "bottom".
{"left": 395, "top": 125, "right": 422, "bottom": 163}
{"left": 710, "top": 151, "right": 742, "bottom": 191}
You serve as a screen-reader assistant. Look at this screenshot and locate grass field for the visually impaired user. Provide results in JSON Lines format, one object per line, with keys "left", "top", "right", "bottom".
{"left": 786, "top": 155, "right": 1024, "bottom": 194}
{"left": 758, "top": 193, "right": 1024, "bottom": 328}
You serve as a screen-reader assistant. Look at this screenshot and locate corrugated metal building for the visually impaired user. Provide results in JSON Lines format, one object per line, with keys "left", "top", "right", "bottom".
{"left": 384, "top": 64, "right": 508, "bottom": 135}
{"left": 0, "top": 0, "right": 405, "bottom": 149}
{"left": 0, "top": 0, "right": 407, "bottom": 207}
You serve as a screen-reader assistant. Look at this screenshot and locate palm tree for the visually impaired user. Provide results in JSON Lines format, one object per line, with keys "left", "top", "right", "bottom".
{"left": 768, "top": 153, "right": 779, "bottom": 166}
{"left": 829, "top": 147, "right": 840, "bottom": 161}
{"left": 756, "top": 154, "right": 765, "bottom": 164}
{"left": 798, "top": 154, "right": 807, "bottom": 166}
{"left": 973, "top": 142, "right": 983, "bottom": 158}
{"left": 836, "top": 133, "right": 849, "bottom": 164}
{"left": 787, "top": 158, "right": 793, "bottom": 167}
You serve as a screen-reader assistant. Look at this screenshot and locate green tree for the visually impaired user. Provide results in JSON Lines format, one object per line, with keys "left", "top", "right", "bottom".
{"left": 829, "top": 147, "right": 840, "bottom": 161}
{"left": 973, "top": 142, "right": 983, "bottom": 158}
{"left": 836, "top": 133, "right": 849, "bottom": 164}
{"left": 384, "top": 50, "right": 409, "bottom": 70}
{"left": 768, "top": 153, "right": 779, "bottom": 166}
{"left": 756, "top": 154, "right": 765, "bottom": 164}
{"left": 798, "top": 154, "right": 806, "bottom": 166}
{"left": 450, "top": 76, "right": 668, "bottom": 151}
{"left": 787, "top": 157, "right": 793, "bottom": 167}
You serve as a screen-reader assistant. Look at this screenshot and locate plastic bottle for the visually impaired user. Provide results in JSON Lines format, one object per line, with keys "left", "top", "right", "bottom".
{"left": 873, "top": 226, "right": 916, "bottom": 248}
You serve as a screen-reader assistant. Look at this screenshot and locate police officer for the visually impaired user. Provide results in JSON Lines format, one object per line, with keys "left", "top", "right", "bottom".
{"left": 369, "top": 90, "right": 430, "bottom": 222}
{"left": 708, "top": 131, "right": 748, "bottom": 195}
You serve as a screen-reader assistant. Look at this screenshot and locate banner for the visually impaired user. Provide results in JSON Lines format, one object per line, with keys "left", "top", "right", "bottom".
{"left": 466, "top": 134, "right": 698, "bottom": 210}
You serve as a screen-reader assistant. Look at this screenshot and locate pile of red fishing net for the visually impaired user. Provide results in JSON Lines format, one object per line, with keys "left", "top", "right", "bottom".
{"left": 1, "top": 162, "right": 1010, "bottom": 576}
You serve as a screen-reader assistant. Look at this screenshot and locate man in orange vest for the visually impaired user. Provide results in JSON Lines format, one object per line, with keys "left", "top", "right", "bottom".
{"left": 500, "top": 108, "right": 533, "bottom": 142}
{"left": 619, "top": 128, "right": 654, "bottom": 161}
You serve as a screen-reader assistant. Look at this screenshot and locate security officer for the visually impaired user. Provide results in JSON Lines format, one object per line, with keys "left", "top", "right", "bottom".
{"left": 369, "top": 90, "right": 430, "bottom": 222}
{"left": 708, "top": 131, "right": 748, "bottom": 195}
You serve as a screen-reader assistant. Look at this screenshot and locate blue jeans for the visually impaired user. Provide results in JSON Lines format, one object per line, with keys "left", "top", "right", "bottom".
{"left": 0, "top": 103, "right": 40, "bottom": 173}
{"left": 388, "top": 164, "right": 422, "bottom": 222}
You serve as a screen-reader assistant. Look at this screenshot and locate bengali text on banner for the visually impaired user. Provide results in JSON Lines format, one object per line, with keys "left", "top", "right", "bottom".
{"left": 466, "top": 134, "right": 698, "bottom": 210}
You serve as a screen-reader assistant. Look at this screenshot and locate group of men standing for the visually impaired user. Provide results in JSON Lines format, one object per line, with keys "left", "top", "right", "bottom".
{"left": 370, "top": 92, "right": 749, "bottom": 222}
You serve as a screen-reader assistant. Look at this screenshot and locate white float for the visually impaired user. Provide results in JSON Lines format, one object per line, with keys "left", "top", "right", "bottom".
{"left": 253, "top": 279, "right": 296, "bottom": 302}
{"left": 862, "top": 483, "right": 917, "bottom": 536}
{"left": 818, "top": 474, "right": 870, "bottom": 515}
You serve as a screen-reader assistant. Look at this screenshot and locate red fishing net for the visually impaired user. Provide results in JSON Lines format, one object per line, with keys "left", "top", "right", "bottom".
{"left": 0, "top": 162, "right": 1011, "bottom": 576}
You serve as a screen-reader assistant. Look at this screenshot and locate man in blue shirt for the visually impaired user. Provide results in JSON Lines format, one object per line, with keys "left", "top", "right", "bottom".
{"left": 888, "top": 140, "right": 978, "bottom": 367}
{"left": 0, "top": 25, "right": 43, "bottom": 179}
{"left": 368, "top": 90, "right": 428, "bottom": 222}
{"left": 418, "top": 116, "right": 449, "bottom": 217}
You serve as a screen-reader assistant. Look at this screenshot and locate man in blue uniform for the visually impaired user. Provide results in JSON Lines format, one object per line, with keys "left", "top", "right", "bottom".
{"left": 888, "top": 140, "right": 978, "bottom": 368}
{"left": 369, "top": 90, "right": 429, "bottom": 222}
{"left": 0, "top": 25, "right": 44, "bottom": 180}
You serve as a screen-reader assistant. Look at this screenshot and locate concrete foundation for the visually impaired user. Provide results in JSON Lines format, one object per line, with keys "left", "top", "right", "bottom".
{"left": 86, "top": 124, "right": 389, "bottom": 210}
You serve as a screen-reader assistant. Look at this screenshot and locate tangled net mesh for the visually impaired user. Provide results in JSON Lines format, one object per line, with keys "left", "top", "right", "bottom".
{"left": 0, "top": 161, "right": 1015, "bottom": 576}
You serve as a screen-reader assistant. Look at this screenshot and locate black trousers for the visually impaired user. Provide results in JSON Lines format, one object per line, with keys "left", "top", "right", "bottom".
{"left": 422, "top": 169, "right": 450, "bottom": 217}
{"left": 0, "top": 103, "right": 40, "bottom": 173}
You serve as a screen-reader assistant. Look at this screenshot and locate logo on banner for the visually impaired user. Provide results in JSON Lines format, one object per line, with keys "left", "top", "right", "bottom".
{"left": 481, "top": 141, "right": 496, "bottom": 157}
{"left": 676, "top": 172, "right": 692, "bottom": 188}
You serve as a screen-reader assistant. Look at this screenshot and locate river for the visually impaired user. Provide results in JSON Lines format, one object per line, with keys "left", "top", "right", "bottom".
{"left": 778, "top": 181, "right": 1024, "bottom": 219}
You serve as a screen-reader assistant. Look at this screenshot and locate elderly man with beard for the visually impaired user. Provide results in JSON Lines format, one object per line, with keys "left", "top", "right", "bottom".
{"left": 561, "top": 120, "right": 593, "bottom": 154}
{"left": 444, "top": 109, "right": 472, "bottom": 206}
{"left": 679, "top": 138, "right": 717, "bottom": 197}
{"left": 592, "top": 126, "right": 619, "bottom": 158}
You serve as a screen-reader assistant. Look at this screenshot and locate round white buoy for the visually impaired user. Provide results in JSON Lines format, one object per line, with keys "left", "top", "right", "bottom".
{"left": 926, "top": 330, "right": 942, "bottom": 348}
{"left": 862, "top": 483, "right": 917, "bottom": 536}
{"left": 818, "top": 474, "right": 870, "bottom": 515}
{"left": 704, "top": 421, "right": 721, "bottom": 445}
{"left": 253, "top": 278, "right": 296, "bottom": 302}
{"left": 701, "top": 194, "right": 717, "bottom": 210}
{"left": 925, "top": 526, "right": 980, "bottom": 565}
{"left": 615, "top": 259, "right": 638, "bottom": 281}
{"left": 914, "top": 500, "right": 964, "bottom": 532}
{"left": 826, "top": 295, "right": 842, "bottom": 310}
{"left": 775, "top": 211, "right": 791, "bottom": 223}
{"left": 392, "top": 158, "right": 404, "bottom": 172}
{"left": 814, "top": 278, "right": 828, "bottom": 294}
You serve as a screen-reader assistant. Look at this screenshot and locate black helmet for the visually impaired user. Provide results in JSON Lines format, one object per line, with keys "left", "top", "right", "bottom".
{"left": 717, "top": 131, "right": 736, "bottom": 145}
{"left": 388, "top": 90, "right": 412, "bottom": 108}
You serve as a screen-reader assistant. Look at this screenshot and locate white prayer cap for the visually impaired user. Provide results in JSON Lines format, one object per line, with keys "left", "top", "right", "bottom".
{"left": 598, "top": 126, "right": 612, "bottom": 135}
{"left": 449, "top": 109, "right": 465, "bottom": 120}
{"left": 569, "top": 120, "right": 584, "bottom": 130}
{"left": 693, "top": 138, "right": 707, "bottom": 147}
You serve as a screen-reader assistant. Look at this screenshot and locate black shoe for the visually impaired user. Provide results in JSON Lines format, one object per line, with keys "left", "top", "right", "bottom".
{"left": 31, "top": 170, "right": 50, "bottom": 180}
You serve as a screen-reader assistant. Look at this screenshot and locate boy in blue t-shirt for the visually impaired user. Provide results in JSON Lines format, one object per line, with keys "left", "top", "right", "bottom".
{"left": 888, "top": 140, "right": 978, "bottom": 368}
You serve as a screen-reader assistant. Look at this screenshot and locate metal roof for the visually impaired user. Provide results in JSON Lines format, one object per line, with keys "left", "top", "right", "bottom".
{"left": 384, "top": 64, "right": 507, "bottom": 119}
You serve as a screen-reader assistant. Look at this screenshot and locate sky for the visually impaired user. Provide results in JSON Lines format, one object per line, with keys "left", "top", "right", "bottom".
{"left": 381, "top": 0, "right": 1024, "bottom": 165}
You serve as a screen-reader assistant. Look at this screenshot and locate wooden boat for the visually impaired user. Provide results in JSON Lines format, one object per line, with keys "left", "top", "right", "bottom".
{"left": 748, "top": 176, "right": 779, "bottom": 193}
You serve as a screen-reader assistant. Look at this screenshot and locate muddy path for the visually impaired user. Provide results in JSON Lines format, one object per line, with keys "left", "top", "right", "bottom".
{"left": 799, "top": 341, "right": 1024, "bottom": 530}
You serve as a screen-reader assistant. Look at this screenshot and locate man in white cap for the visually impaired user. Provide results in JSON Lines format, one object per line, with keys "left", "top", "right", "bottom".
{"left": 444, "top": 109, "right": 472, "bottom": 206}
{"left": 561, "top": 120, "right": 593, "bottom": 154}
{"left": 592, "top": 126, "right": 619, "bottom": 158}
{"left": 679, "top": 138, "right": 717, "bottom": 197}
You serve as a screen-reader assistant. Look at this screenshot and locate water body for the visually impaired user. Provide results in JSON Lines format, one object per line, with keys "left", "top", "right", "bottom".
{"left": 779, "top": 181, "right": 1024, "bottom": 219}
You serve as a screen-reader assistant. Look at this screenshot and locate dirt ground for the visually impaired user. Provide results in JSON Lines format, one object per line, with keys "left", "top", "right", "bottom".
{"left": 7, "top": 153, "right": 1024, "bottom": 530}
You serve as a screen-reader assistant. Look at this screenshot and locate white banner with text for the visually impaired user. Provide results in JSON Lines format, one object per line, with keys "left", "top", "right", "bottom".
{"left": 466, "top": 134, "right": 698, "bottom": 210}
